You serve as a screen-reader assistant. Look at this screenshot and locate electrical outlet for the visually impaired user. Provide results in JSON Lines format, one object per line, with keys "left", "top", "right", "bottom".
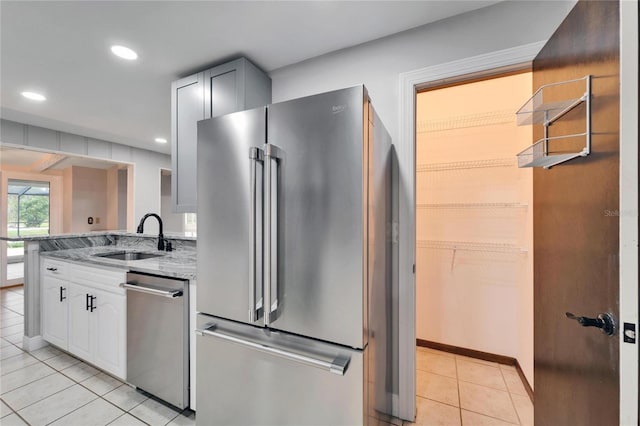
{"left": 87, "top": 217, "right": 94, "bottom": 225}
{"left": 95, "top": 217, "right": 100, "bottom": 224}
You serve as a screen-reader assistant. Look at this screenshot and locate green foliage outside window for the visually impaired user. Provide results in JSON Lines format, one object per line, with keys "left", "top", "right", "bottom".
{"left": 19, "top": 196, "right": 50, "bottom": 227}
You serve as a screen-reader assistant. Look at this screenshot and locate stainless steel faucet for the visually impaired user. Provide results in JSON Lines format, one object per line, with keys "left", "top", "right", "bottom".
{"left": 136, "top": 213, "right": 166, "bottom": 251}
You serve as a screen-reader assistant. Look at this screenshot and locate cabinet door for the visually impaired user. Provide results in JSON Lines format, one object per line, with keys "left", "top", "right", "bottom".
{"left": 204, "top": 58, "right": 271, "bottom": 119}
{"left": 205, "top": 59, "right": 243, "bottom": 119}
{"left": 41, "top": 276, "right": 68, "bottom": 349}
{"left": 67, "top": 283, "right": 92, "bottom": 361}
{"left": 171, "top": 72, "right": 205, "bottom": 213}
{"left": 93, "top": 290, "right": 126, "bottom": 379}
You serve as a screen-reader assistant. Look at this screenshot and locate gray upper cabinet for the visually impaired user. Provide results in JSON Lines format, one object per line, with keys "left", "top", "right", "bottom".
{"left": 171, "top": 57, "right": 271, "bottom": 213}
{"left": 172, "top": 73, "right": 205, "bottom": 213}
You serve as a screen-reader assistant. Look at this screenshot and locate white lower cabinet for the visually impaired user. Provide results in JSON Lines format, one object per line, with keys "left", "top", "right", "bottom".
{"left": 41, "top": 259, "right": 126, "bottom": 380}
{"left": 41, "top": 276, "right": 69, "bottom": 349}
{"left": 93, "top": 289, "right": 126, "bottom": 378}
{"left": 67, "top": 283, "right": 93, "bottom": 361}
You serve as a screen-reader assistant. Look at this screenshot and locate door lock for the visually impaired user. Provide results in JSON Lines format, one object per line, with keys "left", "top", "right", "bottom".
{"left": 565, "top": 312, "right": 617, "bottom": 336}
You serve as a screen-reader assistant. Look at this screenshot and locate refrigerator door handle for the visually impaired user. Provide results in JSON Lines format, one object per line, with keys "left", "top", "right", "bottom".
{"left": 264, "top": 144, "right": 282, "bottom": 326}
{"left": 195, "top": 324, "right": 350, "bottom": 376}
{"left": 249, "top": 147, "right": 264, "bottom": 323}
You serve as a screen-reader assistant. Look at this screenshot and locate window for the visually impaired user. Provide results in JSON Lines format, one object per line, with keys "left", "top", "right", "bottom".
{"left": 7, "top": 179, "right": 50, "bottom": 259}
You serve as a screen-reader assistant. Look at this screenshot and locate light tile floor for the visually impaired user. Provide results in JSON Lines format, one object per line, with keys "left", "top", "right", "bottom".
{"left": 0, "top": 286, "right": 195, "bottom": 426}
{"left": 406, "top": 347, "right": 533, "bottom": 426}
{"left": 2, "top": 285, "right": 533, "bottom": 426}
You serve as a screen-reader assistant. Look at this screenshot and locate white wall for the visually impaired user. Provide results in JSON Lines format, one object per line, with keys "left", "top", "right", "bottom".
{"left": 270, "top": 0, "right": 576, "bottom": 144}
{"left": 130, "top": 148, "right": 171, "bottom": 234}
{"left": 68, "top": 166, "right": 108, "bottom": 233}
{"left": 160, "top": 172, "right": 184, "bottom": 233}
{"left": 0, "top": 118, "right": 171, "bottom": 235}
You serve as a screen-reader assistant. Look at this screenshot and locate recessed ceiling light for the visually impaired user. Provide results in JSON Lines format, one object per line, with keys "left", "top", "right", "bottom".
{"left": 111, "top": 45, "right": 138, "bottom": 60}
{"left": 155, "top": 138, "right": 167, "bottom": 144}
{"left": 21, "top": 91, "right": 46, "bottom": 101}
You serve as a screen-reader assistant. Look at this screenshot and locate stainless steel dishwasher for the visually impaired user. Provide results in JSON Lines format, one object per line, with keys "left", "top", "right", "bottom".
{"left": 121, "top": 272, "right": 189, "bottom": 409}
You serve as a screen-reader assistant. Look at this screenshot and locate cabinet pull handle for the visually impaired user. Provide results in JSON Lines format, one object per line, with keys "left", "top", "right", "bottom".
{"left": 86, "top": 294, "right": 90, "bottom": 311}
{"left": 90, "top": 295, "right": 97, "bottom": 312}
{"left": 46, "top": 267, "right": 58, "bottom": 272}
{"left": 59, "top": 287, "right": 66, "bottom": 302}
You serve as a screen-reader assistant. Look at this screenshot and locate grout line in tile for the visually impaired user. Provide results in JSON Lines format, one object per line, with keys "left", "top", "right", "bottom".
{"left": 457, "top": 377, "right": 512, "bottom": 394}
{"left": 125, "top": 397, "right": 147, "bottom": 414}
{"left": 75, "top": 373, "right": 151, "bottom": 423}
{"left": 31, "top": 389, "right": 100, "bottom": 426}
{"left": 106, "top": 412, "right": 150, "bottom": 426}
{"left": 455, "top": 359, "right": 462, "bottom": 426}
{"left": 12, "top": 410, "right": 30, "bottom": 425}
{"left": 462, "top": 407, "right": 521, "bottom": 425}
{"left": 415, "top": 366, "right": 456, "bottom": 379}
{"left": 4, "top": 377, "right": 76, "bottom": 413}
{"left": 57, "top": 363, "right": 99, "bottom": 383}
{"left": 416, "top": 394, "right": 462, "bottom": 412}
{"left": 2, "top": 307, "right": 23, "bottom": 316}
{"left": 500, "top": 368, "right": 523, "bottom": 425}
{"left": 125, "top": 409, "right": 153, "bottom": 426}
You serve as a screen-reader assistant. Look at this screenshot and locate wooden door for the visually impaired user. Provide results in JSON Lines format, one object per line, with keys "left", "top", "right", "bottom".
{"left": 533, "top": 1, "right": 620, "bottom": 425}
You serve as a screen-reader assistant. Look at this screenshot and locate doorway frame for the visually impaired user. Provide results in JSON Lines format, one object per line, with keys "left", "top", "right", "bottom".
{"left": 397, "top": 8, "right": 639, "bottom": 422}
{"left": 618, "top": 1, "right": 639, "bottom": 424}
{"left": 396, "top": 39, "right": 543, "bottom": 420}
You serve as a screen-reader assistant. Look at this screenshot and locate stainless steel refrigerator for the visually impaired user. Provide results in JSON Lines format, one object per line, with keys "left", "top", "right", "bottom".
{"left": 195, "top": 85, "right": 397, "bottom": 425}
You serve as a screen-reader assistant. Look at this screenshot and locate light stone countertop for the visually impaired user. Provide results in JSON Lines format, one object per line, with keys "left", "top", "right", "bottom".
{"left": 0, "top": 230, "right": 196, "bottom": 242}
{"left": 40, "top": 244, "right": 197, "bottom": 280}
{"left": 21, "top": 232, "right": 199, "bottom": 280}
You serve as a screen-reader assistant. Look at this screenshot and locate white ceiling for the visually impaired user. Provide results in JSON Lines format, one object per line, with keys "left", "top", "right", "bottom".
{"left": 0, "top": 1, "right": 499, "bottom": 155}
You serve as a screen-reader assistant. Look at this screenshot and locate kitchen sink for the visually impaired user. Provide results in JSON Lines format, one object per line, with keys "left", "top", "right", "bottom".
{"left": 94, "top": 251, "right": 165, "bottom": 261}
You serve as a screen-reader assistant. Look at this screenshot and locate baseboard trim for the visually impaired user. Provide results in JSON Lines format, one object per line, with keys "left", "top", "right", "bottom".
{"left": 22, "top": 335, "right": 48, "bottom": 352}
{"left": 514, "top": 359, "right": 534, "bottom": 403}
{"left": 416, "top": 339, "right": 534, "bottom": 402}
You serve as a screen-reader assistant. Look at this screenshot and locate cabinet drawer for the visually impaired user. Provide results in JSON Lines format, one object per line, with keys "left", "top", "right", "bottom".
{"left": 70, "top": 264, "right": 126, "bottom": 295}
{"left": 42, "top": 259, "right": 69, "bottom": 280}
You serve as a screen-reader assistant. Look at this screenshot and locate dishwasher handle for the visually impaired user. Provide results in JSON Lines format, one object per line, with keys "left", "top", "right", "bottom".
{"left": 195, "top": 324, "right": 350, "bottom": 376}
{"left": 120, "top": 282, "right": 183, "bottom": 298}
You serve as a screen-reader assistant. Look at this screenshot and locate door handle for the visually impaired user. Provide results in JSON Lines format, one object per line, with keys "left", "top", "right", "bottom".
{"left": 249, "top": 147, "right": 264, "bottom": 323}
{"left": 120, "top": 283, "right": 183, "bottom": 298}
{"left": 195, "top": 324, "right": 350, "bottom": 376}
{"left": 59, "top": 286, "right": 66, "bottom": 302}
{"left": 565, "top": 312, "right": 617, "bottom": 336}
{"left": 263, "top": 144, "right": 282, "bottom": 326}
